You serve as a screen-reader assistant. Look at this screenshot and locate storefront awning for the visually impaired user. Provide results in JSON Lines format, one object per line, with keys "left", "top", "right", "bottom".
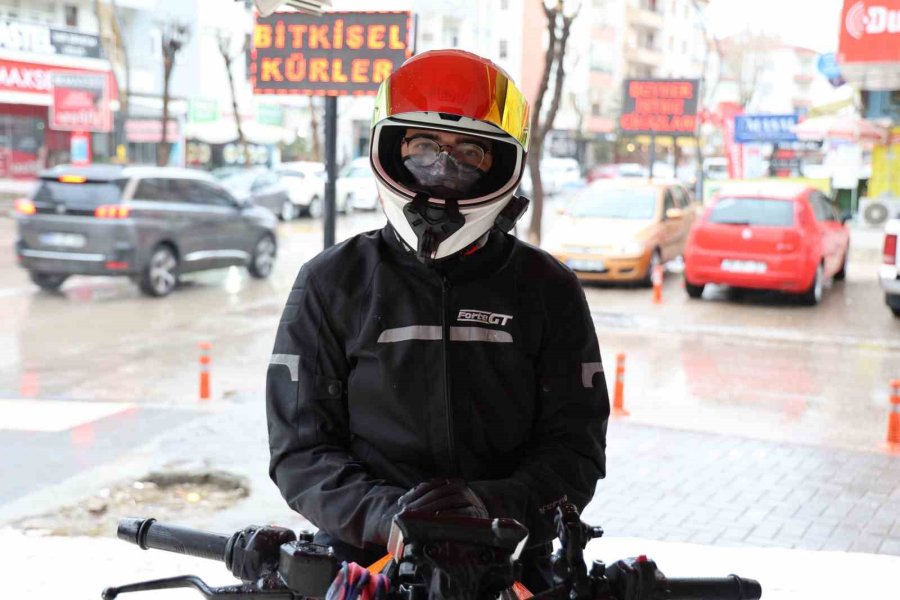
{"left": 185, "top": 119, "right": 296, "bottom": 145}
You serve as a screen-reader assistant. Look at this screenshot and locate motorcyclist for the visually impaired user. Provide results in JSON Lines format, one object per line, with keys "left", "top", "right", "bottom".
{"left": 266, "top": 49, "right": 611, "bottom": 592}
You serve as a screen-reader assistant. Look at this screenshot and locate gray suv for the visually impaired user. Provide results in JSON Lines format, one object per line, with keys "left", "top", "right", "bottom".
{"left": 15, "top": 165, "right": 278, "bottom": 297}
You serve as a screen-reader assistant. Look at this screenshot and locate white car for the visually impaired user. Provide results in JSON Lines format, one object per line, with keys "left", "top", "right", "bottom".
{"left": 881, "top": 217, "right": 900, "bottom": 318}
{"left": 275, "top": 161, "right": 326, "bottom": 218}
{"left": 337, "top": 157, "right": 380, "bottom": 211}
{"left": 540, "top": 157, "right": 583, "bottom": 196}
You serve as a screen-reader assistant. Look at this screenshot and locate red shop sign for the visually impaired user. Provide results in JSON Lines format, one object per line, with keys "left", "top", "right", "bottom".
{"left": 50, "top": 71, "right": 112, "bottom": 132}
{"left": 838, "top": 0, "right": 900, "bottom": 64}
{"left": 0, "top": 58, "right": 115, "bottom": 98}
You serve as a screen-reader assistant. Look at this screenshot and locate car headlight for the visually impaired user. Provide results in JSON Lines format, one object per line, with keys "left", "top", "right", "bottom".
{"left": 616, "top": 241, "right": 644, "bottom": 256}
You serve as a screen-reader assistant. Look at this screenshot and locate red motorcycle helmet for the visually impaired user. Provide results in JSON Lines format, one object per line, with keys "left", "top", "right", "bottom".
{"left": 370, "top": 49, "right": 531, "bottom": 261}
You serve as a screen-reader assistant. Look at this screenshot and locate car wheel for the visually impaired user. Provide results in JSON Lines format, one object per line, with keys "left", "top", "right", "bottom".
{"left": 641, "top": 249, "right": 661, "bottom": 288}
{"left": 280, "top": 200, "right": 297, "bottom": 221}
{"left": 685, "top": 281, "right": 704, "bottom": 299}
{"left": 248, "top": 234, "right": 276, "bottom": 278}
{"left": 30, "top": 271, "right": 68, "bottom": 291}
{"left": 799, "top": 262, "right": 824, "bottom": 306}
{"left": 139, "top": 244, "right": 179, "bottom": 297}
{"left": 307, "top": 196, "right": 323, "bottom": 218}
{"left": 834, "top": 245, "right": 848, "bottom": 281}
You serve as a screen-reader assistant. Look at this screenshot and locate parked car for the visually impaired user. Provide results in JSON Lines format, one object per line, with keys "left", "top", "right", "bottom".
{"left": 587, "top": 163, "right": 648, "bottom": 182}
{"left": 541, "top": 157, "right": 583, "bottom": 196}
{"left": 274, "top": 163, "right": 325, "bottom": 218}
{"left": 337, "top": 157, "right": 379, "bottom": 211}
{"left": 219, "top": 167, "right": 295, "bottom": 221}
{"left": 881, "top": 217, "right": 900, "bottom": 317}
{"left": 543, "top": 179, "right": 695, "bottom": 285}
{"left": 14, "top": 164, "right": 278, "bottom": 297}
{"left": 683, "top": 181, "right": 850, "bottom": 305}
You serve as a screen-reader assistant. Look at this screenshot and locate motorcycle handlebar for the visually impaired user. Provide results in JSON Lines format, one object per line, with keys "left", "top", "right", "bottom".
{"left": 117, "top": 518, "right": 230, "bottom": 563}
{"left": 666, "top": 575, "right": 762, "bottom": 600}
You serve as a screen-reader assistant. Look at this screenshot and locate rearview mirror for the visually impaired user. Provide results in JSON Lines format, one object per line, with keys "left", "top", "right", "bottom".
{"left": 665, "top": 208, "right": 683, "bottom": 220}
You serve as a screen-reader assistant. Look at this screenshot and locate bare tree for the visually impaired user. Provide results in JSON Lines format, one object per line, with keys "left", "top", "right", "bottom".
{"left": 94, "top": 0, "right": 131, "bottom": 160}
{"left": 719, "top": 29, "right": 778, "bottom": 109}
{"left": 158, "top": 21, "right": 191, "bottom": 167}
{"left": 217, "top": 30, "right": 252, "bottom": 166}
{"left": 527, "top": 0, "right": 578, "bottom": 245}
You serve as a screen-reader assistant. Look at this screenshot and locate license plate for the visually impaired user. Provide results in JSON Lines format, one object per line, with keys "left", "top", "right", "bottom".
{"left": 39, "top": 232, "right": 86, "bottom": 248}
{"left": 568, "top": 259, "right": 606, "bottom": 272}
{"left": 721, "top": 259, "right": 767, "bottom": 274}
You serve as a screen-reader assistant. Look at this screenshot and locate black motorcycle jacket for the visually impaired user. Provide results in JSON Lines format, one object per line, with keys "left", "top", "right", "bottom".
{"left": 266, "top": 224, "right": 610, "bottom": 552}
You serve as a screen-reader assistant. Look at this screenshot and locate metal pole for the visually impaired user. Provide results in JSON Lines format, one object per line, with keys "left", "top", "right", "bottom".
{"left": 648, "top": 132, "right": 656, "bottom": 179}
{"left": 324, "top": 95, "right": 337, "bottom": 249}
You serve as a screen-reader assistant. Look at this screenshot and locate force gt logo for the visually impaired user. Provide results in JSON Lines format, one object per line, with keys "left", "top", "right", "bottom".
{"left": 457, "top": 309, "right": 513, "bottom": 327}
{"left": 845, "top": 2, "right": 900, "bottom": 39}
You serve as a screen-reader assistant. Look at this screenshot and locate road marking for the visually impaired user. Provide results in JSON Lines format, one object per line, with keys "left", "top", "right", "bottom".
{"left": 0, "top": 399, "right": 135, "bottom": 432}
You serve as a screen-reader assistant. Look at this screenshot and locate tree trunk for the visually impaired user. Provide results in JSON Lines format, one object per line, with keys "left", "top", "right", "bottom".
{"left": 527, "top": 2, "right": 575, "bottom": 246}
{"left": 221, "top": 42, "right": 251, "bottom": 167}
{"left": 158, "top": 57, "right": 171, "bottom": 166}
{"left": 526, "top": 146, "right": 545, "bottom": 245}
{"left": 309, "top": 96, "right": 322, "bottom": 161}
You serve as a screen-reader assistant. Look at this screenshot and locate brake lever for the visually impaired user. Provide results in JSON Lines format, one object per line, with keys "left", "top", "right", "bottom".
{"left": 101, "top": 575, "right": 296, "bottom": 600}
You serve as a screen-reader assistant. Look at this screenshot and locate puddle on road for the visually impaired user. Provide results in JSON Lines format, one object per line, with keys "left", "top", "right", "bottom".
{"left": 12, "top": 470, "right": 249, "bottom": 537}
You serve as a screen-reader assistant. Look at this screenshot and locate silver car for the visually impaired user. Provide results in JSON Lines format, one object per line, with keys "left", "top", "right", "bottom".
{"left": 15, "top": 164, "right": 278, "bottom": 297}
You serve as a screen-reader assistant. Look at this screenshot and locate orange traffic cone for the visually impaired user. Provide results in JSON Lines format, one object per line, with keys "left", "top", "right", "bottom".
{"left": 199, "top": 342, "right": 212, "bottom": 401}
{"left": 887, "top": 379, "right": 900, "bottom": 446}
{"left": 652, "top": 263, "right": 664, "bottom": 304}
{"left": 613, "top": 353, "right": 629, "bottom": 416}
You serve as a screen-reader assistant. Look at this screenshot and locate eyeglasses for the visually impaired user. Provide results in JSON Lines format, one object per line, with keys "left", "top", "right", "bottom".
{"left": 403, "top": 136, "right": 490, "bottom": 168}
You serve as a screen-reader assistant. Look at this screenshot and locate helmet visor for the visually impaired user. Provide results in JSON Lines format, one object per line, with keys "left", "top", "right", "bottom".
{"left": 372, "top": 50, "right": 530, "bottom": 150}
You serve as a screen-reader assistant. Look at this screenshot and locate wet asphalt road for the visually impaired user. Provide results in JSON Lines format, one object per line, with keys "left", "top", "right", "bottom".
{"left": 0, "top": 207, "right": 897, "bottom": 508}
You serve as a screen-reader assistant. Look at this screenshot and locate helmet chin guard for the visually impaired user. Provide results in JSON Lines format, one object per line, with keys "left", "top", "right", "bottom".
{"left": 403, "top": 193, "right": 465, "bottom": 262}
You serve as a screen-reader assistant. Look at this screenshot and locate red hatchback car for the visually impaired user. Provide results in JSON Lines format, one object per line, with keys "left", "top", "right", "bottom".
{"left": 683, "top": 182, "right": 850, "bottom": 305}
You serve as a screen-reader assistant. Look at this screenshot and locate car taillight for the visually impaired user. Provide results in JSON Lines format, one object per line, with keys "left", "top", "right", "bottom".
{"left": 885, "top": 234, "right": 898, "bottom": 265}
{"left": 14, "top": 198, "right": 36, "bottom": 215}
{"left": 95, "top": 205, "right": 130, "bottom": 219}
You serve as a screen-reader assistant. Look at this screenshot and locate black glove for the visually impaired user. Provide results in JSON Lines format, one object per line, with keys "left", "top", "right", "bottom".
{"left": 397, "top": 478, "right": 490, "bottom": 518}
{"left": 605, "top": 556, "right": 664, "bottom": 600}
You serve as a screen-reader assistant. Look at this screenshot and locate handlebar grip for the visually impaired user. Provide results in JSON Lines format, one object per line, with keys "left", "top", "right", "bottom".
{"left": 117, "top": 518, "right": 230, "bottom": 562}
{"left": 666, "top": 575, "right": 762, "bottom": 600}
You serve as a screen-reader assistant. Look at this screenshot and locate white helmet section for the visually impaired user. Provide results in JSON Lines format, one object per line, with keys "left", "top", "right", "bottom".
{"left": 371, "top": 112, "right": 525, "bottom": 261}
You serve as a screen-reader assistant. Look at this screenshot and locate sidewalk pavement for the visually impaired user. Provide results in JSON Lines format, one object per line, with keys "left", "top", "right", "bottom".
{"left": 3, "top": 391, "right": 900, "bottom": 599}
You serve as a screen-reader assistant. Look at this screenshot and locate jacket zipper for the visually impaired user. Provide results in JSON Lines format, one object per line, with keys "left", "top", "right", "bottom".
{"left": 440, "top": 275, "right": 459, "bottom": 475}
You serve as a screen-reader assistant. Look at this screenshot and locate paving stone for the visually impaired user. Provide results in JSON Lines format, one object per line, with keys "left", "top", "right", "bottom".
{"left": 849, "top": 535, "right": 883, "bottom": 553}
{"left": 878, "top": 538, "right": 900, "bottom": 556}
{"left": 602, "top": 423, "right": 900, "bottom": 556}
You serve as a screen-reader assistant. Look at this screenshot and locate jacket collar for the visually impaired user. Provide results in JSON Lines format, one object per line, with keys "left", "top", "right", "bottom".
{"left": 380, "top": 224, "right": 512, "bottom": 285}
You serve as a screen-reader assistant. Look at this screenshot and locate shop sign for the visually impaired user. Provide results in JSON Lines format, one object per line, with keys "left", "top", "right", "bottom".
{"left": 0, "top": 58, "right": 114, "bottom": 100}
{"left": 125, "top": 119, "right": 181, "bottom": 143}
{"left": 0, "top": 19, "right": 102, "bottom": 59}
{"left": 837, "top": 1, "right": 900, "bottom": 64}
{"left": 50, "top": 72, "right": 112, "bottom": 132}
{"left": 619, "top": 79, "right": 700, "bottom": 136}
{"left": 734, "top": 114, "right": 799, "bottom": 143}
{"left": 251, "top": 11, "right": 412, "bottom": 95}
{"left": 189, "top": 99, "right": 219, "bottom": 124}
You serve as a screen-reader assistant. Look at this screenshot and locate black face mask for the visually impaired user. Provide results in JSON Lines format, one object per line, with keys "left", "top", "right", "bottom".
{"left": 403, "top": 153, "right": 485, "bottom": 198}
